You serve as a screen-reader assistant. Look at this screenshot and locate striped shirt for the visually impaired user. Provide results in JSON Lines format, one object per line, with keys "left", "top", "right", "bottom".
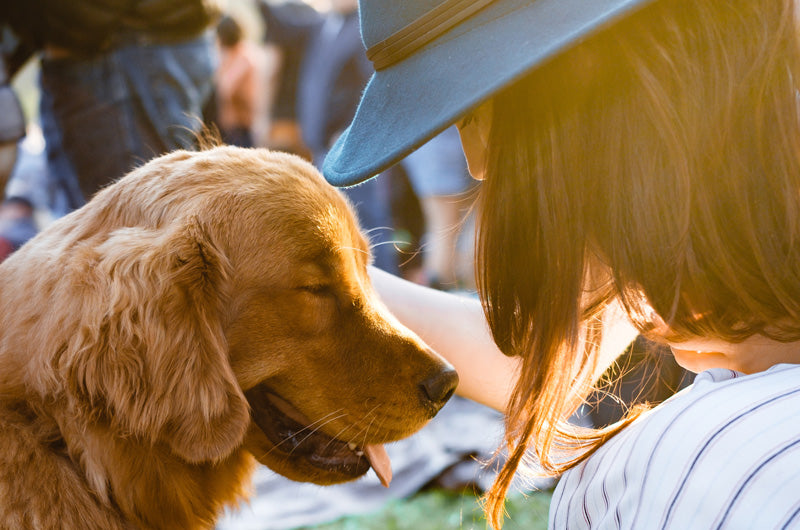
{"left": 549, "top": 363, "right": 800, "bottom": 529}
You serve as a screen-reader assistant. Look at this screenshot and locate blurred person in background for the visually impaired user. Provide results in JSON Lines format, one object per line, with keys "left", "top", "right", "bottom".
{"left": 255, "top": 0, "right": 317, "bottom": 158}
{"left": 213, "top": 14, "right": 264, "bottom": 148}
{"left": 0, "top": 26, "right": 30, "bottom": 260}
{"left": 3, "top": 0, "right": 221, "bottom": 203}
{"left": 400, "top": 126, "right": 477, "bottom": 291}
{"left": 0, "top": 26, "right": 25, "bottom": 195}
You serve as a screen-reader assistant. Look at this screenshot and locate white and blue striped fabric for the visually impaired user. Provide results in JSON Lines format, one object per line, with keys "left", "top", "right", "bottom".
{"left": 549, "top": 363, "right": 800, "bottom": 529}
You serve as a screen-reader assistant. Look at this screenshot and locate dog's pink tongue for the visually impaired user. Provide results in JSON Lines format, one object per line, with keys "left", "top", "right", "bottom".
{"left": 364, "top": 444, "right": 392, "bottom": 488}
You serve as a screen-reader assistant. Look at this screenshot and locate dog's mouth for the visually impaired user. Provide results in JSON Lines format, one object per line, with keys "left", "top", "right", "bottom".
{"left": 244, "top": 383, "right": 392, "bottom": 487}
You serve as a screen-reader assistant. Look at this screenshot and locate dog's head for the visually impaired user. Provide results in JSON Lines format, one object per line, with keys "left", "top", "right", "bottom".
{"left": 32, "top": 146, "right": 456, "bottom": 486}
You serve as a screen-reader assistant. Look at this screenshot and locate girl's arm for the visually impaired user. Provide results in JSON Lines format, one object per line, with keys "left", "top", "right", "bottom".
{"left": 369, "top": 267, "right": 520, "bottom": 412}
{"left": 369, "top": 268, "right": 639, "bottom": 413}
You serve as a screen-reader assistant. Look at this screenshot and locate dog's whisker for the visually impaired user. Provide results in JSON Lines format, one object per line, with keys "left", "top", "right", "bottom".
{"left": 287, "top": 412, "right": 346, "bottom": 440}
{"left": 372, "top": 415, "right": 393, "bottom": 445}
{"left": 362, "top": 406, "right": 383, "bottom": 429}
{"left": 354, "top": 406, "right": 383, "bottom": 446}
{"left": 277, "top": 409, "right": 346, "bottom": 442}
{"left": 369, "top": 239, "right": 413, "bottom": 252}
{"left": 265, "top": 410, "right": 348, "bottom": 456}
{"left": 351, "top": 405, "right": 381, "bottom": 434}
{"left": 359, "top": 419, "right": 375, "bottom": 450}
{"left": 282, "top": 411, "right": 355, "bottom": 455}
{"left": 298, "top": 409, "right": 347, "bottom": 433}
{"left": 315, "top": 404, "right": 383, "bottom": 454}
{"left": 308, "top": 412, "right": 351, "bottom": 438}
{"left": 350, "top": 405, "right": 381, "bottom": 435}
{"left": 362, "top": 225, "right": 394, "bottom": 236}
{"left": 319, "top": 423, "right": 358, "bottom": 454}
{"left": 368, "top": 238, "right": 407, "bottom": 247}
{"left": 334, "top": 244, "right": 368, "bottom": 252}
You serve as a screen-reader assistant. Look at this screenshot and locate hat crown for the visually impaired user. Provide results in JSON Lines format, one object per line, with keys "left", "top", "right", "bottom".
{"left": 359, "top": 0, "right": 447, "bottom": 49}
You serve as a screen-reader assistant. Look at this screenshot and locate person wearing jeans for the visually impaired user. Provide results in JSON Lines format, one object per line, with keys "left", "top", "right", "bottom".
{"left": 39, "top": 33, "right": 216, "bottom": 201}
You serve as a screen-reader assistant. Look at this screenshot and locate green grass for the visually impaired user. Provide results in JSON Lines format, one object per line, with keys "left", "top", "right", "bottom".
{"left": 300, "top": 488, "right": 552, "bottom": 530}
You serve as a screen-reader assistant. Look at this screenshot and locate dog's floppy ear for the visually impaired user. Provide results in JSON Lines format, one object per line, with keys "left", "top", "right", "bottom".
{"left": 64, "top": 218, "right": 249, "bottom": 463}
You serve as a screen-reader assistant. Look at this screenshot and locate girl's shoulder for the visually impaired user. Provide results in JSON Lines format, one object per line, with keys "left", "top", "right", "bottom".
{"left": 549, "top": 364, "right": 800, "bottom": 529}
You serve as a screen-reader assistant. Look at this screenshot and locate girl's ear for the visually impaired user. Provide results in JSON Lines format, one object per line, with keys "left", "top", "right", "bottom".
{"left": 63, "top": 219, "right": 250, "bottom": 463}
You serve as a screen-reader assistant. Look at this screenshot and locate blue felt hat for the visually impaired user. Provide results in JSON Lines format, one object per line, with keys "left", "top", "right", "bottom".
{"left": 322, "top": 0, "right": 656, "bottom": 187}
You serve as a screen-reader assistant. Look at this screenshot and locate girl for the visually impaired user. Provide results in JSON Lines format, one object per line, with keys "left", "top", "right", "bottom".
{"left": 324, "top": 0, "right": 800, "bottom": 527}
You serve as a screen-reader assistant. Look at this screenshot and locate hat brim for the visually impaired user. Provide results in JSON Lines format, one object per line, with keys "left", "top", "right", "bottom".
{"left": 323, "top": 0, "right": 655, "bottom": 187}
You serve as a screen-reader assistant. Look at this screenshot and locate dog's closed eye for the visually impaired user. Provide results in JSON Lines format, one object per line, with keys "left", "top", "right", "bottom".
{"left": 298, "top": 284, "right": 332, "bottom": 296}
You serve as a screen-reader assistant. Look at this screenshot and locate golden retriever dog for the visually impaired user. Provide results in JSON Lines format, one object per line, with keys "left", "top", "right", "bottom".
{"left": 0, "top": 146, "right": 458, "bottom": 529}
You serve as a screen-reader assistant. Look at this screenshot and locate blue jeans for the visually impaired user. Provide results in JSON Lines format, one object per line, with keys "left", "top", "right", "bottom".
{"left": 39, "top": 33, "right": 215, "bottom": 201}
{"left": 401, "top": 126, "right": 474, "bottom": 198}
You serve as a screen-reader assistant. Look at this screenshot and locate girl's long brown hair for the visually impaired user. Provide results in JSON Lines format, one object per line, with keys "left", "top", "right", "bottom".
{"left": 476, "top": 0, "right": 800, "bottom": 527}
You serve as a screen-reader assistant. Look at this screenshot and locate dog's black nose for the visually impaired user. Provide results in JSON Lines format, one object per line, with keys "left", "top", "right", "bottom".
{"left": 420, "top": 367, "right": 459, "bottom": 406}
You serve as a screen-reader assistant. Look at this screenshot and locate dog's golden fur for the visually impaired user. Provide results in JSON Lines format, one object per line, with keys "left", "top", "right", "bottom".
{"left": 0, "top": 146, "right": 456, "bottom": 529}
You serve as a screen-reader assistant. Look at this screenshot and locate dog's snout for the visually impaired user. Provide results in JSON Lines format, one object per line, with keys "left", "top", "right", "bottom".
{"left": 420, "top": 366, "right": 459, "bottom": 407}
